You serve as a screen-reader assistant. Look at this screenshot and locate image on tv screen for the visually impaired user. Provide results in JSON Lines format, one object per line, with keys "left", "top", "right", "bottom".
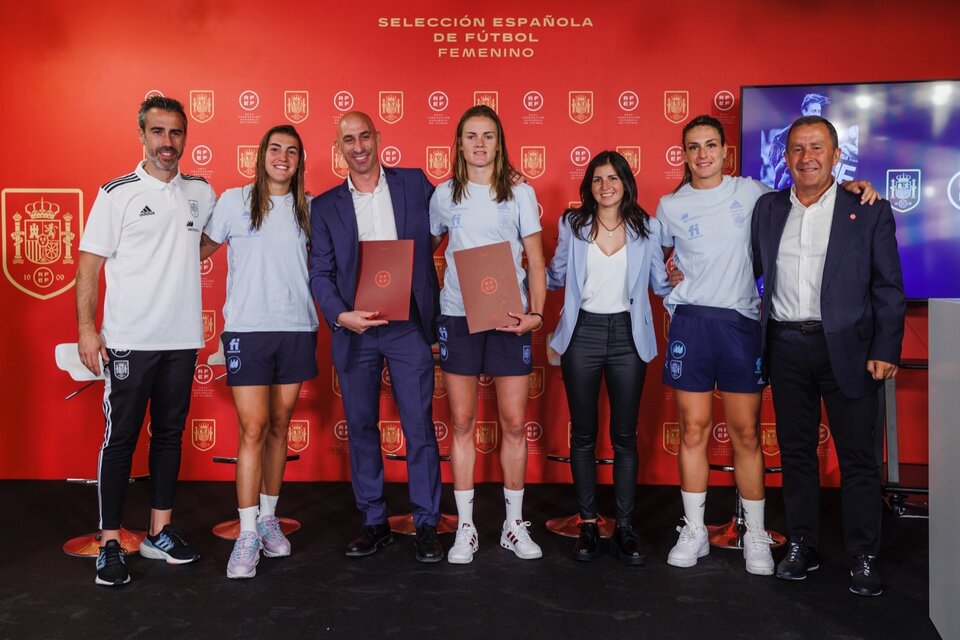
{"left": 741, "top": 80, "right": 960, "bottom": 299}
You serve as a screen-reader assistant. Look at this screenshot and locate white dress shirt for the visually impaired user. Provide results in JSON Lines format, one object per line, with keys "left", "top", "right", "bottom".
{"left": 771, "top": 181, "right": 838, "bottom": 322}
{"left": 348, "top": 168, "right": 398, "bottom": 241}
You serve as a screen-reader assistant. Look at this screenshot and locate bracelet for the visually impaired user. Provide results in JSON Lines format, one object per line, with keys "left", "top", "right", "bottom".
{"left": 528, "top": 312, "right": 544, "bottom": 330}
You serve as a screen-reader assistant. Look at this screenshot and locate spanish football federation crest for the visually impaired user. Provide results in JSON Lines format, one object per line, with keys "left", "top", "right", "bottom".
{"left": 426, "top": 146, "right": 451, "bottom": 180}
{"left": 331, "top": 145, "right": 350, "bottom": 179}
{"left": 433, "top": 256, "right": 447, "bottom": 288}
{"left": 520, "top": 146, "right": 546, "bottom": 180}
{"left": 760, "top": 422, "right": 779, "bottom": 456}
{"left": 568, "top": 91, "right": 594, "bottom": 124}
{"left": 528, "top": 366, "right": 545, "bottom": 398}
{"left": 2, "top": 189, "right": 82, "bottom": 300}
{"left": 886, "top": 169, "right": 921, "bottom": 213}
{"left": 379, "top": 91, "right": 404, "bottom": 124}
{"left": 189, "top": 90, "right": 215, "bottom": 123}
{"left": 237, "top": 146, "right": 258, "bottom": 179}
{"left": 379, "top": 421, "right": 404, "bottom": 454}
{"left": 333, "top": 420, "right": 349, "bottom": 441}
{"left": 201, "top": 310, "right": 217, "bottom": 343}
{"left": 473, "top": 91, "right": 498, "bottom": 112}
{"left": 284, "top": 91, "right": 309, "bottom": 124}
{"left": 662, "top": 422, "right": 680, "bottom": 455}
{"left": 432, "top": 365, "right": 447, "bottom": 398}
{"left": 723, "top": 145, "right": 737, "bottom": 176}
{"left": 191, "top": 419, "right": 216, "bottom": 452}
{"left": 616, "top": 146, "right": 641, "bottom": 175}
{"left": 287, "top": 419, "right": 310, "bottom": 452}
{"left": 475, "top": 421, "right": 499, "bottom": 454}
{"left": 663, "top": 90, "right": 689, "bottom": 124}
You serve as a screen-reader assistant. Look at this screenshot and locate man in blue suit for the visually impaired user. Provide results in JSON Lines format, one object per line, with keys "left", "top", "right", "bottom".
{"left": 751, "top": 116, "right": 905, "bottom": 596}
{"left": 310, "top": 111, "right": 443, "bottom": 563}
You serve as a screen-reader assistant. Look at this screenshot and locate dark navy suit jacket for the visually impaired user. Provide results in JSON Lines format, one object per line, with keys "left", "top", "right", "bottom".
{"left": 751, "top": 186, "right": 906, "bottom": 399}
{"left": 309, "top": 167, "right": 439, "bottom": 372}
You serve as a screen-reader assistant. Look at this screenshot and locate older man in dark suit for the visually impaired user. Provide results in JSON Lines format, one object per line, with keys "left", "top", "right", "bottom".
{"left": 751, "top": 115, "right": 905, "bottom": 596}
{"left": 310, "top": 111, "right": 443, "bottom": 563}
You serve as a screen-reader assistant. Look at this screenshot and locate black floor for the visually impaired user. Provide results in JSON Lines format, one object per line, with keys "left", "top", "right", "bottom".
{"left": 0, "top": 481, "right": 938, "bottom": 639}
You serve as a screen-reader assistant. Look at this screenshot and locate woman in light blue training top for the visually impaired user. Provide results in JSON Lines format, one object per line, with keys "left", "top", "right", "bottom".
{"left": 430, "top": 105, "right": 546, "bottom": 565}
{"left": 200, "top": 124, "right": 318, "bottom": 579}
{"left": 547, "top": 150, "right": 671, "bottom": 565}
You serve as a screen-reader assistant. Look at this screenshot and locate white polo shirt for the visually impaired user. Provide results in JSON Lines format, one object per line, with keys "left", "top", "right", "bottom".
{"left": 79, "top": 162, "right": 216, "bottom": 350}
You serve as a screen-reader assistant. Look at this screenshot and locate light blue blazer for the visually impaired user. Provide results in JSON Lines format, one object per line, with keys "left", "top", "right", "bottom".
{"left": 547, "top": 215, "right": 671, "bottom": 362}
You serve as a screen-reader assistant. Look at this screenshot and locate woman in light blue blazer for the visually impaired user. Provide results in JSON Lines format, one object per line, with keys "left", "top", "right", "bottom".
{"left": 547, "top": 150, "right": 671, "bottom": 564}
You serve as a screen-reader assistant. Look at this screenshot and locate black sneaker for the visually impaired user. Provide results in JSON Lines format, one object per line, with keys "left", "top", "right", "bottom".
{"left": 612, "top": 524, "right": 645, "bottom": 566}
{"left": 139, "top": 525, "right": 200, "bottom": 564}
{"left": 776, "top": 540, "right": 820, "bottom": 580}
{"left": 95, "top": 539, "right": 131, "bottom": 586}
{"left": 849, "top": 554, "right": 882, "bottom": 596}
{"left": 573, "top": 522, "right": 600, "bottom": 562}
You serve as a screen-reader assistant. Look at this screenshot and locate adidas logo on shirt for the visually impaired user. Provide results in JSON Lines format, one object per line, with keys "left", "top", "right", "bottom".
{"left": 139, "top": 205, "right": 156, "bottom": 217}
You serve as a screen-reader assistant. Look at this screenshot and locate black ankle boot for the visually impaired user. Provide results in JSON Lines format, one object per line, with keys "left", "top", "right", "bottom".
{"left": 574, "top": 521, "right": 600, "bottom": 561}
{"left": 613, "top": 523, "right": 645, "bottom": 566}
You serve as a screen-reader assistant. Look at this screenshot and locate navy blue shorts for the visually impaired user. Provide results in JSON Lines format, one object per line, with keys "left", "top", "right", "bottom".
{"left": 662, "top": 305, "right": 765, "bottom": 393}
{"left": 221, "top": 331, "right": 318, "bottom": 386}
{"left": 437, "top": 315, "right": 533, "bottom": 376}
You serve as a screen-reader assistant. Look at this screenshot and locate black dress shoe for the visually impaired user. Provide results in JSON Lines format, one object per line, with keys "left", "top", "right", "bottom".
{"left": 345, "top": 524, "right": 394, "bottom": 557}
{"left": 415, "top": 524, "right": 444, "bottom": 563}
{"left": 849, "top": 554, "right": 882, "bottom": 596}
{"left": 573, "top": 522, "right": 600, "bottom": 562}
{"left": 613, "top": 524, "right": 645, "bottom": 566}
{"left": 776, "top": 540, "right": 820, "bottom": 580}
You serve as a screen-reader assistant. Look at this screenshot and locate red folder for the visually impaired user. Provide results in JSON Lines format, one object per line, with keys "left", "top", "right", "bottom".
{"left": 453, "top": 241, "right": 524, "bottom": 333}
{"left": 355, "top": 240, "right": 414, "bottom": 321}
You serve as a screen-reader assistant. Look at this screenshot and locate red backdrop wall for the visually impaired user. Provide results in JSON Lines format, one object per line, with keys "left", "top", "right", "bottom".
{"left": 2, "top": 1, "right": 952, "bottom": 483}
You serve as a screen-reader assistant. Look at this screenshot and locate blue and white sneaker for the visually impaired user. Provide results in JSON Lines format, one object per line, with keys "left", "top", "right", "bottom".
{"left": 226, "top": 531, "right": 261, "bottom": 579}
{"left": 257, "top": 516, "right": 291, "bottom": 558}
{"left": 95, "top": 539, "right": 131, "bottom": 586}
{"left": 139, "top": 525, "right": 200, "bottom": 564}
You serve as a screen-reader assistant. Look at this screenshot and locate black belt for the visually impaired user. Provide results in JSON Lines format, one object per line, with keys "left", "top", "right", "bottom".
{"left": 770, "top": 319, "right": 823, "bottom": 333}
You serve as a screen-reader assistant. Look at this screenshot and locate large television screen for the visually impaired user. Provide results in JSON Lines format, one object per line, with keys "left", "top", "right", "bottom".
{"left": 741, "top": 80, "right": 960, "bottom": 300}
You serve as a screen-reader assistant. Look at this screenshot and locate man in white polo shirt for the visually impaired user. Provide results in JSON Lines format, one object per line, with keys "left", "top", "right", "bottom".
{"left": 75, "top": 96, "right": 216, "bottom": 586}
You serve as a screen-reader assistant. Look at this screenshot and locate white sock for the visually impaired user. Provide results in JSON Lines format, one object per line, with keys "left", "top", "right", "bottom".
{"left": 258, "top": 493, "right": 279, "bottom": 521}
{"left": 238, "top": 506, "right": 259, "bottom": 533}
{"left": 454, "top": 489, "right": 475, "bottom": 528}
{"left": 504, "top": 487, "right": 524, "bottom": 524}
{"left": 681, "top": 490, "right": 707, "bottom": 529}
{"left": 741, "top": 497, "right": 766, "bottom": 530}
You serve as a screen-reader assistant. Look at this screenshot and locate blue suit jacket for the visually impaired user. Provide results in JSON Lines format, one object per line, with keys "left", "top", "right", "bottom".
{"left": 309, "top": 167, "right": 439, "bottom": 372}
{"left": 751, "top": 186, "right": 906, "bottom": 398}
{"left": 546, "top": 215, "right": 671, "bottom": 362}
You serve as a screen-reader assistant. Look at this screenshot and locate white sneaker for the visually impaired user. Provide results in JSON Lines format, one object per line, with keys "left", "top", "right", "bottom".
{"left": 667, "top": 517, "right": 709, "bottom": 568}
{"left": 447, "top": 523, "right": 479, "bottom": 564}
{"left": 500, "top": 520, "right": 542, "bottom": 560}
{"left": 743, "top": 524, "right": 775, "bottom": 575}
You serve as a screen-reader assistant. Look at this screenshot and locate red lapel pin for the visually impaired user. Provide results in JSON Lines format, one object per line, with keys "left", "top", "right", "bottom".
{"left": 849, "top": 213, "right": 857, "bottom": 220}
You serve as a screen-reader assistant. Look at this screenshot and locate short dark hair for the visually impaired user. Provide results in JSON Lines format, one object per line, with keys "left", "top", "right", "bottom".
{"left": 138, "top": 96, "right": 187, "bottom": 133}
{"left": 787, "top": 115, "right": 839, "bottom": 149}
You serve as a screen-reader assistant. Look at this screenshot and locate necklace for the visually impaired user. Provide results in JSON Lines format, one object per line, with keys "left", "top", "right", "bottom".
{"left": 597, "top": 217, "right": 624, "bottom": 238}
